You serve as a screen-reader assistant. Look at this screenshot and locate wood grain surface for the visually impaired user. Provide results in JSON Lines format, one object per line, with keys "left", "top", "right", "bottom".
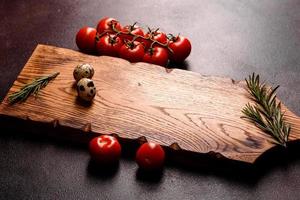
{"left": 1, "top": 44, "right": 299, "bottom": 164}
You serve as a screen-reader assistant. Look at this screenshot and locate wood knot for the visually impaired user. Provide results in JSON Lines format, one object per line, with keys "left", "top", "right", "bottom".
{"left": 52, "top": 119, "right": 59, "bottom": 128}
{"left": 82, "top": 123, "right": 92, "bottom": 133}
{"left": 137, "top": 136, "right": 147, "bottom": 144}
{"left": 165, "top": 68, "right": 174, "bottom": 73}
{"left": 208, "top": 151, "right": 224, "bottom": 159}
{"left": 110, "top": 133, "right": 119, "bottom": 138}
{"left": 169, "top": 142, "right": 181, "bottom": 151}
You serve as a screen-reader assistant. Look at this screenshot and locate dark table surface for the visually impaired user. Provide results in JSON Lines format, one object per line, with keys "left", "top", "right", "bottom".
{"left": 1, "top": 0, "right": 300, "bottom": 199}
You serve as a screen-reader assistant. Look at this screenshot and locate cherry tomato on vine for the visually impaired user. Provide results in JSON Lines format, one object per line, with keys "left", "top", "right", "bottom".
{"left": 89, "top": 135, "right": 122, "bottom": 164}
{"left": 119, "top": 41, "right": 145, "bottom": 63}
{"left": 143, "top": 47, "right": 169, "bottom": 66}
{"left": 76, "top": 27, "right": 97, "bottom": 53}
{"left": 96, "top": 17, "right": 122, "bottom": 34}
{"left": 136, "top": 142, "right": 165, "bottom": 170}
{"left": 144, "top": 30, "right": 168, "bottom": 49}
{"left": 96, "top": 34, "right": 123, "bottom": 57}
{"left": 146, "top": 30, "right": 168, "bottom": 44}
{"left": 121, "top": 24, "right": 144, "bottom": 42}
{"left": 168, "top": 35, "right": 192, "bottom": 63}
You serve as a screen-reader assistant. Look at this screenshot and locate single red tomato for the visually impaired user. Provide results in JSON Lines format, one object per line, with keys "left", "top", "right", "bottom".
{"left": 168, "top": 35, "right": 192, "bottom": 63}
{"left": 76, "top": 27, "right": 97, "bottom": 53}
{"left": 136, "top": 142, "right": 165, "bottom": 170}
{"left": 96, "top": 17, "right": 122, "bottom": 34}
{"left": 144, "top": 30, "right": 168, "bottom": 49}
{"left": 89, "top": 135, "right": 122, "bottom": 164}
{"left": 121, "top": 24, "right": 144, "bottom": 42}
{"left": 139, "top": 35, "right": 151, "bottom": 51}
{"left": 96, "top": 34, "right": 123, "bottom": 57}
{"left": 143, "top": 47, "right": 169, "bottom": 66}
{"left": 146, "top": 30, "right": 168, "bottom": 44}
{"left": 119, "top": 41, "right": 144, "bottom": 63}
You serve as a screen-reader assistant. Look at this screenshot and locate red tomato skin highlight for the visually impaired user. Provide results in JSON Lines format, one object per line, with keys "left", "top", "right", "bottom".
{"left": 168, "top": 36, "right": 192, "bottom": 63}
{"left": 96, "top": 34, "right": 123, "bottom": 57}
{"left": 144, "top": 31, "right": 168, "bottom": 50}
{"left": 119, "top": 41, "right": 145, "bottom": 63}
{"left": 89, "top": 135, "right": 122, "bottom": 164}
{"left": 143, "top": 47, "right": 169, "bottom": 66}
{"left": 135, "top": 142, "right": 165, "bottom": 170}
{"left": 121, "top": 25, "right": 144, "bottom": 42}
{"left": 76, "top": 27, "right": 97, "bottom": 53}
{"left": 96, "top": 17, "right": 122, "bottom": 34}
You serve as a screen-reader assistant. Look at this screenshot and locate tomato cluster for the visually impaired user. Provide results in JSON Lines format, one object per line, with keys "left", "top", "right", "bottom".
{"left": 89, "top": 135, "right": 165, "bottom": 171}
{"left": 76, "top": 17, "right": 192, "bottom": 66}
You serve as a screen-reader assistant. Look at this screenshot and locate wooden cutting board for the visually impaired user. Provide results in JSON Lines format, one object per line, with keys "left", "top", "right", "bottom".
{"left": 1, "top": 44, "right": 300, "bottom": 164}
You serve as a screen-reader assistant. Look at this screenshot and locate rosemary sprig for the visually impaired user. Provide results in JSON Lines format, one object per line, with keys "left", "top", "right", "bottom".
{"left": 8, "top": 72, "right": 60, "bottom": 104}
{"left": 242, "top": 73, "right": 291, "bottom": 147}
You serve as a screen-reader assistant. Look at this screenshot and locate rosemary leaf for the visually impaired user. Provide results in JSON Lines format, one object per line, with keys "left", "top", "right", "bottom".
{"left": 242, "top": 73, "right": 291, "bottom": 147}
{"left": 8, "top": 72, "right": 60, "bottom": 104}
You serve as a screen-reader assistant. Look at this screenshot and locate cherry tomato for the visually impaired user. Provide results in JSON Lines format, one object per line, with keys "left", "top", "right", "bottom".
{"left": 96, "top": 34, "right": 123, "bottom": 57}
{"left": 121, "top": 24, "right": 144, "bottom": 42}
{"left": 76, "top": 27, "right": 97, "bottom": 53}
{"left": 143, "top": 47, "right": 169, "bottom": 66}
{"left": 168, "top": 35, "right": 192, "bottom": 63}
{"left": 136, "top": 142, "right": 165, "bottom": 170}
{"left": 146, "top": 30, "right": 168, "bottom": 44}
{"left": 89, "top": 135, "right": 122, "bottom": 164}
{"left": 96, "top": 17, "right": 122, "bottom": 34}
{"left": 119, "top": 41, "right": 144, "bottom": 63}
{"left": 144, "top": 30, "right": 168, "bottom": 49}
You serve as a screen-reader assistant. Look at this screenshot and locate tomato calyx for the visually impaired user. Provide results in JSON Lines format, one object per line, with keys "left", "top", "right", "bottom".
{"left": 167, "top": 33, "right": 179, "bottom": 42}
{"left": 119, "top": 40, "right": 144, "bottom": 63}
{"left": 96, "top": 33, "right": 123, "bottom": 57}
{"left": 127, "top": 22, "right": 138, "bottom": 32}
{"left": 95, "top": 31, "right": 108, "bottom": 42}
{"left": 96, "top": 31, "right": 121, "bottom": 46}
{"left": 146, "top": 28, "right": 168, "bottom": 44}
{"left": 143, "top": 46, "right": 169, "bottom": 66}
{"left": 147, "top": 27, "right": 160, "bottom": 37}
{"left": 124, "top": 39, "right": 138, "bottom": 50}
{"left": 97, "top": 17, "right": 122, "bottom": 34}
{"left": 108, "top": 20, "right": 119, "bottom": 30}
{"left": 108, "top": 34, "right": 120, "bottom": 45}
{"left": 147, "top": 47, "right": 155, "bottom": 56}
{"left": 167, "top": 34, "right": 192, "bottom": 63}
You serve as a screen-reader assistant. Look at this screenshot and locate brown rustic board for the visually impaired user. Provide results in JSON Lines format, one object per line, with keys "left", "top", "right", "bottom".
{"left": 1, "top": 44, "right": 300, "bottom": 164}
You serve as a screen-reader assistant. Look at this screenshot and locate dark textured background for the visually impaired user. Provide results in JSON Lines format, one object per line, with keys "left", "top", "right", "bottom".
{"left": 1, "top": 0, "right": 300, "bottom": 199}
